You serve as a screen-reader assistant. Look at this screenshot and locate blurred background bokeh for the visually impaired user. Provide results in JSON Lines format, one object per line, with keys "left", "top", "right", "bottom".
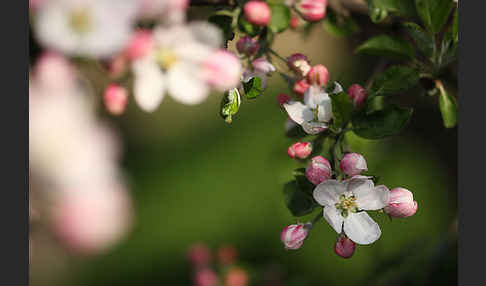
{"left": 29, "top": 7, "right": 457, "bottom": 286}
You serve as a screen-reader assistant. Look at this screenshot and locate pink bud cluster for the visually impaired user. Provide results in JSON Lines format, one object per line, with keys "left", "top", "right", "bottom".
{"left": 280, "top": 223, "right": 310, "bottom": 250}
{"left": 286, "top": 54, "right": 329, "bottom": 96}
{"left": 104, "top": 84, "right": 128, "bottom": 115}
{"left": 347, "top": 84, "right": 367, "bottom": 108}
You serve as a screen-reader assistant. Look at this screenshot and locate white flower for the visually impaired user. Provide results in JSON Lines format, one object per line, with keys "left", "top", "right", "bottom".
{"left": 313, "top": 178, "right": 390, "bottom": 245}
{"left": 132, "top": 22, "right": 224, "bottom": 111}
{"left": 34, "top": 0, "right": 137, "bottom": 58}
{"left": 283, "top": 82, "right": 342, "bottom": 134}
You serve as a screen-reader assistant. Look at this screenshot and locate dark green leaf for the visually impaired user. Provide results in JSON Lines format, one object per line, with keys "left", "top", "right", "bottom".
{"left": 366, "top": 96, "right": 387, "bottom": 114}
{"left": 437, "top": 82, "right": 457, "bottom": 128}
{"left": 366, "top": 0, "right": 417, "bottom": 21}
{"left": 220, "top": 88, "right": 241, "bottom": 124}
{"left": 243, "top": 77, "right": 263, "bottom": 99}
{"left": 370, "top": 65, "right": 420, "bottom": 97}
{"left": 355, "top": 34, "right": 414, "bottom": 60}
{"left": 415, "top": 0, "right": 455, "bottom": 33}
{"left": 209, "top": 15, "right": 235, "bottom": 43}
{"left": 322, "top": 9, "right": 360, "bottom": 37}
{"left": 452, "top": 8, "right": 458, "bottom": 43}
{"left": 352, "top": 105, "right": 413, "bottom": 139}
{"left": 283, "top": 181, "right": 317, "bottom": 217}
{"left": 268, "top": 4, "right": 290, "bottom": 33}
{"left": 238, "top": 15, "right": 261, "bottom": 37}
{"left": 293, "top": 168, "right": 314, "bottom": 196}
{"left": 403, "top": 22, "right": 434, "bottom": 58}
{"left": 330, "top": 92, "right": 354, "bottom": 128}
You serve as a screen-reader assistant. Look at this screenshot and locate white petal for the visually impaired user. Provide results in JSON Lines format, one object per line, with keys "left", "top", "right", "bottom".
{"left": 313, "top": 179, "right": 346, "bottom": 207}
{"left": 283, "top": 101, "right": 314, "bottom": 125}
{"left": 351, "top": 180, "right": 390, "bottom": 210}
{"left": 344, "top": 212, "right": 381, "bottom": 245}
{"left": 189, "top": 21, "right": 223, "bottom": 49}
{"left": 133, "top": 58, "right": 166, "bottom": 112}
{"left": 329, "top": 81, "right": 343, "bottom": 94}
{"left": 304, "top": 86, "right": 330, "bottom": 109}
{"left": 323, "top": 206, "right": 344, "bottom": 234}
{"left": 317, "top": 100, "right": 333, "bottom": 122}
{"left": 301, "top": 121, "right": 328, "bottom": 134}
{"left": 167, "top": 63, "right": 209, "bottom": 105}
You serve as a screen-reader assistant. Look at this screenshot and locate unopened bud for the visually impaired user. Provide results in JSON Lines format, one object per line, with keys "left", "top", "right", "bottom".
{"left": 293, "top": 79, "right": 310, "bottom": 95}
{"left": 252, "top": 57, "right": 275, "bottom": 74}
{"left": 384, "top": 188, "right": 418, "bottom": 218}
{"left": 287, "top": 142, "right": 312, "bottom": 159}
{"left": 194, "top": 268, "right": 219, "bottom": 286}
{"left": 339, "top": 153, "right": 368, "bottom": 177}
{"left": 287, "top": 53, "right": 311, "bottom": 77}
{"left": 203, "top": 50, "right": 242, "bottom": 91}
{"left": 296, "top": 0, "right": 328, "bottom": 22}
{"left": 217, "top": 245, "right": 238, "bottom": 265}
{"left": 280, "top": 223, "right": 310, "bottom": 250}
{"left": 187, "top": 243, "right": 212, "bottom": 267}
{"left": 277, "top": 93, "right": 291, "bottom": 106}
{"left": 244, "top": 1, "right": 271, "bottom": 26}
{"left": 236, "top": 36, "right": 259, "bottom": 56}
{"left": 334, "top": 235, "right": 355, "bottom": 258}
{"left": 104, "top": 84, "right": 128, "bottom": 115}
{"left": 347, "top": 84, "right": 367, "bottom": 108}
{"left": 124, "top": 29, "right": 154, "bottom": 61}
{"left": 306, "top": 156, "right": 332, "bottom": 185}
{"left": 306, "top": 64, "right": 329, "bottom": 86}
{"left": 290, "top": 16, "right": 304, "bottom": 29}
{"left": 225, "top": 267, "right": 249, "bottom": 286}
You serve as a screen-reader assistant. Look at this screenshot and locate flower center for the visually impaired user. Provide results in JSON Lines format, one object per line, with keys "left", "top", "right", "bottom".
{"left": 335, "top": 195, "right": 357, "bottom": 217}
{"left": 69, "top": 8, "right": 91, "bottom": 35}
{"left": 155, "top": 48, "right": 178, "bottom": 70}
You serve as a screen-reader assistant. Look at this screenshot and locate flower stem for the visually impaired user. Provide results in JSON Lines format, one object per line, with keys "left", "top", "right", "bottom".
{"left": 268, "top": 48, "right": 288, "bottom": 64}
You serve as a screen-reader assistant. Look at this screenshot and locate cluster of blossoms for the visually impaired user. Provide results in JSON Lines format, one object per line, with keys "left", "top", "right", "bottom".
{"left": 29, "top": 52, "right": 133, "bottom": 255}
{"left": 187, "top": 243, "right": 249, "bottom": 286}
{"left": 281, "top": 151, "right": 418, "bottom": 258}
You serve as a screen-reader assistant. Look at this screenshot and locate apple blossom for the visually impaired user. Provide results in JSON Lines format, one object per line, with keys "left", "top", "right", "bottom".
{"left": 306, "top": 156, "right": 332, "bottom": 185}
{"left": 203, "top": 50, "right": 243, "bottom": 91}
{"left": 340, "top": 153, "right": 368, "bottom": 177}
{"left": 242, "top": 57, "right": 275, "bottom": 90}
{"left": 313, "top": 178, "right": 390, "bottom": 244}
{"left": 334, "top": 235, "right": 355, "bottom": 258}
{"left": 307, "top": 64, "right": 329, "bottom": 86}
{"left": 295, "top": 0, "right": 328, "bottom": 22}
{"left": 34, "top": 0, "right": 137, "bottom": 58}
{"left": 280, "top": 223, "right": 310, "bottom": 250}
{"left": 137, "top": 0, "right": 189, "bottom": 23}
{"left": 287, "top": 53, "right": 311, "bottom": 77}
{"left": 103, "top": 84, "right": 128, "bottom": 116}
{"left": 236, "top": 36, "right": 259, "bottom": 56}
{"left": 287, "top": 142, "right": 313, "bottom": 159}
{"left": 244, "top": 1, "right": 271, "bottom": 26}
{"left": 384, "top": 188, "right": 418, "bottom": 218}
{"left": 347, "top": 84, "right": 367, "bottom": 108}
{"left": 124, "top": 29, "right": 155, "bottom": 61}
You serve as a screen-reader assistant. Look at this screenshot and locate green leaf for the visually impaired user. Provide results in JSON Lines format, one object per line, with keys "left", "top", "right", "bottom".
{"left": 283, "top": 181, "right": 317, "bottom": 217}
{"left": 208, "top": 15, "right": 235, "bottom": 43}
{"left": 437, "top": 82, "right": 457, "bottom": 128}
{"left": 366, "top": 0, "right": 417, "bottom": 22}
{"left": 293, "top": 168, "right": 314, "bottom": 196}
{"left": 242, "top": 77, "right": 263, "bottom": 99}
{"left": 352, "top": 105, "right": 413, "bottom": 139}
{"left": 238, "top": 15, "right": 261, "bottom": 37}
{"left": 322, "top": 9, "right": 360, "bottom": 37}
{"left": 365, "top": 96, "right": 387, "bottom": 114}
{"left": 403, "top": 22, "right": 434, "bottom": 58}
{"left": 220, "top": 88, "right": 241, "bottom": 124}
{"left": 452, "top": 8, "right": 458, "bottom": 43}
{"left": 355, "top": 34, "right": 414, "bottom": 60}
{"left": 330, "top": 92, "right": 354, "bottom": 128}
{"left": 370, "top": 65, "right": 420, "bottom": 97}
{"left": 268, "top": 4, "right": 290, "bottom": 33}
{"left": 415, "top": 0, "right": 455, "bottom": 34}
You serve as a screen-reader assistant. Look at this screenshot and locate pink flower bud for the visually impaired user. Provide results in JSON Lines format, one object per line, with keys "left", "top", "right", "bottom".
{"left": 287, "top": 53, "right": 311, "bottom": 77}
{"left": 384, "top": 188, "right": 418, "bottom": 218}
{"left": 236, "top": 36, "right": 259, "bottom": 56}
{"left": 194, "top": 268, "right": 219, "bottom": 286}
{"left": 244, "top": 1, "right": 271, "bottom": 26}
{"left": 296, "top": 0, "right": 328, "bottom": 22}
{"left": 280, "top": 223, "right": 309, "bottom": 250}
{"left": 339, "top": 153, "right": 368, "bottom": 177}
{"left": 277, "top": 93, "right": 291, "bottom": 105}
{"left": 293, "top": 79, "right": 310, "bottom": 95}
{"left": 252, "top": 57, "right": 275, "bottom": 74}
{"left": 187, "top": 243, "right": 212, "bottom": 267}
{"left": 203, "top": 50, "right": 242, "bottom": 91}
{"left": 290, "top": 16, "right": 303, "bottom": 29}
{"left": 334, "top": 235, "right": 355, "bottom": 259}
{"left": 347, "top": 84, "right": 367, "bottom": 108}
{"left": 305, "top": 156, "right": 332, "bottom": 185}
{"left": 287, "top": 142, "right": 313, "bottom": 159}
{"left": 225, "top": 267, "right": 249, "bottom": 286}
{"left": 217, "top": 245, "right": 238, "bottom": 265}
{"left": 104, "top": 84, "right": 128, "bottom": 116}
{"left": 124, "top": 29, "right": 154, "bottom": 61}
{"left": 306, "top": 64, "right": 329, "bottom": 86}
